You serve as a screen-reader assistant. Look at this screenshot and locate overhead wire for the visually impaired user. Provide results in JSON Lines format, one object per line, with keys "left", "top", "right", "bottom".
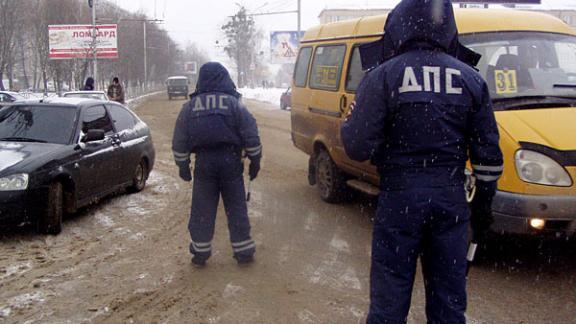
{"left": 251, "top": 0, "right": 294, "bottom": 14}
{"left": 263, "top": 0, "right": 295, "bottom": 13}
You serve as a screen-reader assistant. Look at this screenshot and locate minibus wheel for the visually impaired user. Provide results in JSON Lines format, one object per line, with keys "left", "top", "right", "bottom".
{"left": 316, "top": 149, "right": 348, "bottom": 203}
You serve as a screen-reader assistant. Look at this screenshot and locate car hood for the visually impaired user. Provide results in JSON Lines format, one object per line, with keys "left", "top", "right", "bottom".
{"left": 497, "top": 108, "right": 576, "bottom": 150}
{"left": 0, "top": 142, "right": 67, "bottom": 176}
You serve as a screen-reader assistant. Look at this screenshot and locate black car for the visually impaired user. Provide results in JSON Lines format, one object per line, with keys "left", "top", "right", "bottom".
{"left": 166, "top": 76, "right": 189, "bottom": 100}
{"left": 0, "top": 98, "right": 155, "bottom": 234}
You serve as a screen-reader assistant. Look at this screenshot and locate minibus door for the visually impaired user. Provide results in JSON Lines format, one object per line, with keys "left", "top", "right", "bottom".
{"left": 307, "top": 44, "right": 349, "bottom": 162}
{"left": 338, "top": 45, "right": 379, "bottom": 183}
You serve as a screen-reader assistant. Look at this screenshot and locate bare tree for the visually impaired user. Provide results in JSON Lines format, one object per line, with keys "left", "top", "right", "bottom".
{"left": 0, "top": 0, "right": 23, "bottom": 90}
{"left": 3, "top": 0, "right": 207, "bottom": 93}
{"left": 222, "top": 6, "right": 259, "bottom": 88}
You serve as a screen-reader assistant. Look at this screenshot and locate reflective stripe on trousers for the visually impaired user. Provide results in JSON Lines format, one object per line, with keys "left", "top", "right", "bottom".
{"left": 188, "top": 149, "right": 254, "bottom": 260}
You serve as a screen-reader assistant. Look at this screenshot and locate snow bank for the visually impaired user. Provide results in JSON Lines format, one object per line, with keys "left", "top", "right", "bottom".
{"left": 239, "top": 87, "right": 285, "bottom": 110}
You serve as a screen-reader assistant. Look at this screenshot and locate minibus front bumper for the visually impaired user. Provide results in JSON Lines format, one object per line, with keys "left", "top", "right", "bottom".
{"left": 491, "top": 191, "right": 576, "bottom": 235}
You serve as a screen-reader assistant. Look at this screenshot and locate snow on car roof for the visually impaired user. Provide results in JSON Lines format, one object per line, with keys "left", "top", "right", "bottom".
{"left": 41, "top": 97, "right": 101, "bottom": 105}
{"left": 63, "top": 91, "right": 107, "bottom": 95}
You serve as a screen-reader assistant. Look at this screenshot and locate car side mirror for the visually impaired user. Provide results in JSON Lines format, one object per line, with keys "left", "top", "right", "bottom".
{"left": 83, "top": 129, "right": 105, "bottom": 142}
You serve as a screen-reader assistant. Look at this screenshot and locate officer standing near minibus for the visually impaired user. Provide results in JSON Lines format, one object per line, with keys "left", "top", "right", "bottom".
{"left": 341, "top": 0, "right": 503, "bottom": 322}
{"left": 172, "top": 62, "right": 262, "bottom": 267}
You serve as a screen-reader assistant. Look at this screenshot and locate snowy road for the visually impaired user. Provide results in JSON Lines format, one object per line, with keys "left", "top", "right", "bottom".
{"left": 0, "top": 93, "right": 574, "bottom": 323}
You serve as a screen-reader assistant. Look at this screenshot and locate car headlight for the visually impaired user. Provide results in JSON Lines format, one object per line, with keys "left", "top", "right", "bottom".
{"left": 515, "top": 150, "right": 572, "bottom": 187}
{"left": 0, "top": 174, "right": 29, "bottom": 191}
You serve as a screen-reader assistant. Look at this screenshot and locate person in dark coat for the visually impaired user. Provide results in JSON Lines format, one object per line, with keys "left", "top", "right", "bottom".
{"left": 107, "top": 77, "right": 125, "bottom": 104}
{"left": 341, "top": 0, "right": 503, "bottom": 322}
{"left": 82, "top": 77, "right": 95, "bottom": 91}
{"left": 172, "top": 62, "right": 262, "bottom": 267}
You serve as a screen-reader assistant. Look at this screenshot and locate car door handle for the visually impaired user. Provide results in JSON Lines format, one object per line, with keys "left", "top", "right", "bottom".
{"left": 339, "top": 95, "right": 347, "bottom": 115}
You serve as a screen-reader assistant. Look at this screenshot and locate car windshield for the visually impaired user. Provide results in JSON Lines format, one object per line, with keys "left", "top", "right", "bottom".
{"left": 169, "top": 79, "right": 187, "bottom": 85}
{"left": 64, "top": 92, "right": 107, "bottom": 100}
{"left": 0, "top": 105, "right": 77, "bottom": 144}
{"left": 461, "top": 32, "right": 576, "bottom": 108}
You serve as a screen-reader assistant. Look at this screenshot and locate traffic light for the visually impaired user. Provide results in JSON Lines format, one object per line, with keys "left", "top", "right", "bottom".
{"left": 88, "top": 0, "right": 93, "bottom": 8}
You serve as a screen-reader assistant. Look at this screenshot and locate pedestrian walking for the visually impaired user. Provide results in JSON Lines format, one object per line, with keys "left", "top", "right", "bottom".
{"left": 172, "top": 62, "right": 262, "bottom": 267}
{"left": 82, "top": 77, "right": 95, "bottom": 91}
{"left": 341, "top": 0, "right": 503, "bottom": 322}
{"left": 107, "top": 77, "right": 125, "bottom": 104}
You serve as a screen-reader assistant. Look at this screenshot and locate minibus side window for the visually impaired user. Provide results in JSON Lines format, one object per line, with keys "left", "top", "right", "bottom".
{"left": 345, "top": 46, "right": 365, "bottom": 92}
{"left": 309, "top": 45, "right": 346, "bottom": 91}
{"left": 294, "top": 47, "right": 313, "bottom": 87}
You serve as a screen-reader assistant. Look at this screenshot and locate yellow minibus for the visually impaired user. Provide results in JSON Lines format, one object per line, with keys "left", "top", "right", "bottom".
{"left": 291, "top": 9, "right": 576, "bottom": 235}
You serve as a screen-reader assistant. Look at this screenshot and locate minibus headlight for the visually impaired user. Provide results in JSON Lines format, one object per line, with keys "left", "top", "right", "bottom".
{"left": 0, "top": 174, "right": 29, "bottom": 191}
{"left": 515, "top": 150, "right": 572, "bottom": 187}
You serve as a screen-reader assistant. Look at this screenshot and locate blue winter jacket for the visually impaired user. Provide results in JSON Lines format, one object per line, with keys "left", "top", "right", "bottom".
{"left": 341, "top": 0, "right": 503, "bottom": 190}
{"left": 172, "top": 62, "right": 261, "bottom": 164}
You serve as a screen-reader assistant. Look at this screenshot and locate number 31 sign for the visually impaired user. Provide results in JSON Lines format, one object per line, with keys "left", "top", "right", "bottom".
{"left": 494, "top": 70, "right": 518, "bottom": 94}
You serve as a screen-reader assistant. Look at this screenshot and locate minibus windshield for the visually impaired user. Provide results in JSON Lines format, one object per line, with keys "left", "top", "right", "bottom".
{"left": 460, "top": 32, "right": 576, "bottom": 108}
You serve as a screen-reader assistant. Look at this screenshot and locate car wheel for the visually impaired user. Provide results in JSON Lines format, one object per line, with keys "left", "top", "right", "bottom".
{"left": 38, "top": 182, "right": 63, "bottom": 235}
{"left": 128, "top": 159, "right": 148, "bottom": 193}
{"left": 316, "top": 149, "right": 349, "bottom": 203}
{"left": 280, "top": 102, "right": 287, "bottom": 110}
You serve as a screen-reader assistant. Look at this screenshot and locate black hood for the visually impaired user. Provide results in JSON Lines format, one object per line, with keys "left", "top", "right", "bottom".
{"left": 360, "top": 0, "right": 480, "bottom": 70}
{"left": 191, "top": 62, "right": 241, "bottom": 99}
{"left": 0, "top": 142, "right": 66, "bottom": 176}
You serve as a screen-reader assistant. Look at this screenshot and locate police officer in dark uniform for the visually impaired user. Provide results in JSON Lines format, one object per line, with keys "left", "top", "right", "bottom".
{"left": 341, "top": 0, "right": 503, "bottom": 322}
{"left": 172, "top": 62, "right": 262, "bottom": 267}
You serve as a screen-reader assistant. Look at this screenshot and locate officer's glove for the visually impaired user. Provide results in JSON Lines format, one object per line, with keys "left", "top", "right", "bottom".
{"left": 176, "top": 161, "right": 192, "bottom": 182}
{"left": 249, "top": 157, "right": 261, "bottom": 181}
{"left": 469, "top": 181, "right": 497, "bottom": 241}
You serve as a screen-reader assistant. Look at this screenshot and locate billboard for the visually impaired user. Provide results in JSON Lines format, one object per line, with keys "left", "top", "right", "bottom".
{"left": 270, "top": 31, "right": 304, "bottom": 64}
{"left": 185, "top": 61, "right": 198, "bottom": 74}
{"left": 48, "top": 24, "right": 118, "bottom": 60}
{"left": 454, "top": 1, "right": 541, "bottom": 3}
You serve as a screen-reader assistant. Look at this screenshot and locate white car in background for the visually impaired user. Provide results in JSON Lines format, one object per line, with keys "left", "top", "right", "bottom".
{"left": 62, "top": 91, "right": 109, "bottom": 101}
{"left": 0, "top": 91, "right": 30, "bottom": 103}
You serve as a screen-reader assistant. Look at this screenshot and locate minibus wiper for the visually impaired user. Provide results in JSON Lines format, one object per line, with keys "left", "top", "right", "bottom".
{"left": 553, "top": 84, "right": 576, "bottom": 89}
{"left": 492, "top": 95, "right": 576, "bottom": 111}
{"left": 0, "top": 137, "right": 47, "bottom": 143}
{"left": 493, "top": 95, "right": 576, "bottom": 102}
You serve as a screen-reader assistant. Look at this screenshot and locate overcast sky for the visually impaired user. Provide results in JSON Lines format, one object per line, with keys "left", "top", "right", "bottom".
{"left": 110, "top": 0, "right": 334, "bottom": 59}
{"left": 110, "top": 0, "right": 576, "bottom": 60}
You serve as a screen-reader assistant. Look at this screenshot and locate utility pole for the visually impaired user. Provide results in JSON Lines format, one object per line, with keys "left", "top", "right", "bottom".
{"left": 297, "top": 0, "right": 301, "bottom": 39}
{"left": 143, "top": 21, "right": 148, "bottom": 87}
{"left": 91, "top": 0, "right": 98, "bottom": 89}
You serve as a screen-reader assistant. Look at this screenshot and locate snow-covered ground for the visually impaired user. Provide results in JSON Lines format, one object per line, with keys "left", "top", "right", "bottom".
{"left": 239, "top": 87, "right": 286, "bottom": 110}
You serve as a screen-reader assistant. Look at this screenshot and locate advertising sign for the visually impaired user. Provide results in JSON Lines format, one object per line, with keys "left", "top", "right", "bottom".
{"left": 270, "top": 31, "right": 304, "bottom": 64}
{"left": 48, "top": 24, "right": 118, "bottom": 60}
{"left": 185, "top": 61, "right": 198, "bottom": 74}
{"left": 453, "top": 0, "right": 541, "bottom": 3}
